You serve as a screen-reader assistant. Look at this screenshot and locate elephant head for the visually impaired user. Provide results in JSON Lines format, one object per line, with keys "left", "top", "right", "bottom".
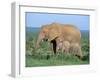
{"left": 35, "top": 23, "right": 62, "bottom": 51}
{"left": 35, "top": 25, "right": 49, "bottom": 49}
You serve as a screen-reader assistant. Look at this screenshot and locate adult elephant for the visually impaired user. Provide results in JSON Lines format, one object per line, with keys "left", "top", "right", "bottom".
{"left": 35, "top": 22, "right": 83, "bottom": 59}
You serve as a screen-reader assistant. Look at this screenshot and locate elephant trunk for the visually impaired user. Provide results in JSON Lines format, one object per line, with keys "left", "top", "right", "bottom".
{"left": 35, "top": 32, "right": 45, "bottom": 49}
{"left": 35, "top": 37, "right": 41, "bottom": 49}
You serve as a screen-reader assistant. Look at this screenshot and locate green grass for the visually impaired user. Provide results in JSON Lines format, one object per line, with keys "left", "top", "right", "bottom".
{"left": 26, "top": 54, "right": 89, "bottom": 67}
{"left": 25, "top": 28, "right": 89, "bottom": 67}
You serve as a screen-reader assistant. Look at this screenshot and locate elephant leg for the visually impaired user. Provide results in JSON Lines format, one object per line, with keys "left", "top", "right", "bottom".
{"left": 56, "top": 46, "right": 59, "bottom": 53}
{"left": 51, "top": 40, "right": 57, "bottom": 54}
{"left": 64, "top": 47, "right": 69, "bottom": 53}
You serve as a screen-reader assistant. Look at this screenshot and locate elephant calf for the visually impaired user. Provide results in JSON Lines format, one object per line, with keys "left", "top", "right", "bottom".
{"left": 56, "top": 37, "right": 70, "bottom": 53}
{"left": 57, "top": 41, "right": 70, "bottom": 53}
{"left": 56, "top": 37, "right": 83, "bottom": 59}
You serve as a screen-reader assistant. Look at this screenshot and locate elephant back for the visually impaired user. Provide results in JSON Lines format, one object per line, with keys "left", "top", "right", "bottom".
{"left": 62, "top": 24, "right": 81, "bottom": 44}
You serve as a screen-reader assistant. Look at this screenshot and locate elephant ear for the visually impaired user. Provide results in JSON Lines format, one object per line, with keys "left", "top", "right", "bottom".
{"left": 48, "top": 29, "right": 60, "bottom": 41}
